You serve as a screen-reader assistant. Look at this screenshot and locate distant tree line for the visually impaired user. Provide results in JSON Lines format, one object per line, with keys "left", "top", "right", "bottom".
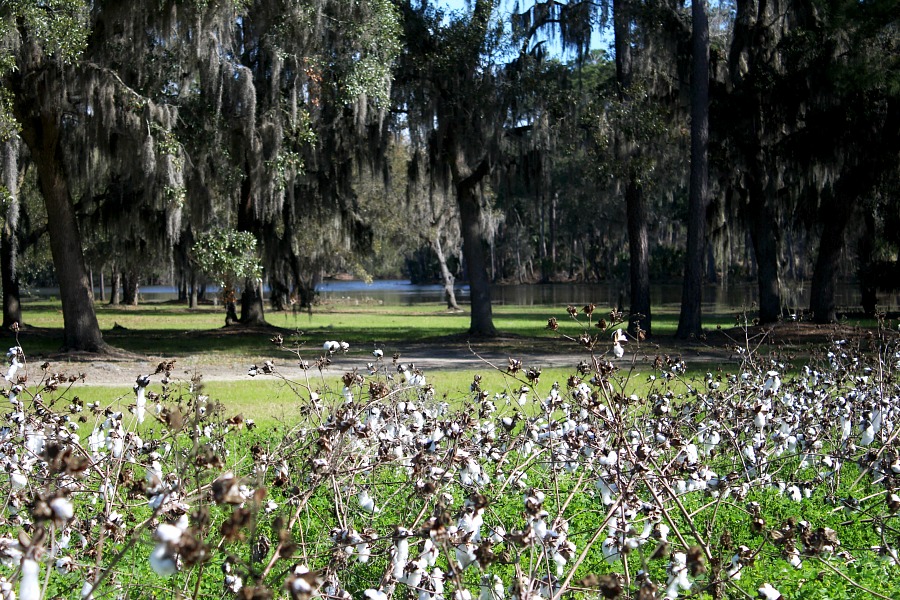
{"left": 1, "top": 0, "right": 897, "bottom": 350}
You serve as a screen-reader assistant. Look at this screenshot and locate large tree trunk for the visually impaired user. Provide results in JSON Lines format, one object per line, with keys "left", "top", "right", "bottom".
{"left": 1, "top": 139, "right": 21, "bottom": 330}
{"left": 189, "top": 271, "right": 199, "bottom": 309}
{"left": 858, "top": 211, "right": 877, "bottom": 316}
{"left": 809, "top": 208, "right": 850, "bottom": 324}
{"left": 676, "top": 0, "right": 710, "bottom": 339}
{"left": 458, "top": 183, "right": 497, "bottom": 336}
{"left": 625, "top": 175, "right": 652, "bottom": 335}
{"left": 122, "top": 269, "right": 140, "bottom": 306}
{"left": 1, "top": 229, "right": 22, "bottom": 330}
{"left": 109, "top": 269, "right": 122, "bottom": 305}
{"left": 747, "top": 190, "right": 781, "bottom": 323}
{"left": 19, "top": 111, "right": 105, "bottom": 351}
{"left": 432, "top": 235, "right": 460, "bottom": 310}
{"left": 614, "top": 0, "right": 651, "bottom": 336}
{"left": 236, "top": 161, "right": 267, "bottom": 326}
{"left": 239, "top": 278, "right": 266, "bottom": 325}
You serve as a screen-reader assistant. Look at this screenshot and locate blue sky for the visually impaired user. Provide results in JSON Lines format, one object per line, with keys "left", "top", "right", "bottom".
{"left": 437, "top": 0, "right": 612, "bottom": 56}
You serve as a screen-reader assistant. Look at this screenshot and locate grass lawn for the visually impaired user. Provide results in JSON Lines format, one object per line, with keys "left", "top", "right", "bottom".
{"left": 7, "top": 297, "right": 758, "bottom": 357}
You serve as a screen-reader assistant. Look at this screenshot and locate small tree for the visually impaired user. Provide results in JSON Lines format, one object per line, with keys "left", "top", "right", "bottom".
{"left": 192, "top": 230, "right": 262, "bottom": 326}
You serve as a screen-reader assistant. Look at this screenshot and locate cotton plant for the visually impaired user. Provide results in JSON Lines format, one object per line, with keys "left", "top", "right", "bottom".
{"left": 3, "top": 324, "right": 900, "bottom": 600}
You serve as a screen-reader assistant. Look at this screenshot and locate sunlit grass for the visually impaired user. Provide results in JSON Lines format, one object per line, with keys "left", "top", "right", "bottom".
{"left": 7, "top": 297, "right": 748, "bottom": 358}
{"left": 60, "top": 364, "right": 707, "bottom": 427}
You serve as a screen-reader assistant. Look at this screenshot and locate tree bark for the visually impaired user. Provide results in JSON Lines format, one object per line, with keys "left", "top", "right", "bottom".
{"left": 614, "top": 0, "right": 651, "bottom": 336}
{"left": 676, "top": 0, "right": 710, "bottom": 339}
{"left": 747, "top": 191, "right": 781, "bottom": 323}
{"left": 239, "top": 278, "right": 266, "bottom": 325}
{"left": 858, "top": 211, "right": 877, "bottom": 316}
{"left": 432, "top": 235, "right": 460, "bottom": 310}
{"left": 458, "top": 182, "right": 497, "bottom": 336}
{"left": 109, "top": 270, "right": 122, "bottom": 305}
{"left": 1, "top": 138, "right": 21, "bottom": 329}
{"left": 122, "top": 270, "right": 140, "bottom": 306}
{"left": 809, "top": 212, "right": 848, "bottom": 324}
{"left": 1, "top": 229, "right": 22, "bottom": 330}
{"left": 625, "top": 175, "right": 652, "bottom": 335}
{"left": 189, "top": 271, "right": 199, "bottom": 309}
{"left": 18, "top": 109, "right": 105, "bottom": 351}
{"left": 236, "top": 160, "right": 267, "bottom": 325}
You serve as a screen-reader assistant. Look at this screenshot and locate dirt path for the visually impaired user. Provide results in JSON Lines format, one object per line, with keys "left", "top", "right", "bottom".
{"left": 34, "top": 341, "right": 740, "bottom": 387}
{"left": 25, "top": 321, "right": 883, "bottom": 387}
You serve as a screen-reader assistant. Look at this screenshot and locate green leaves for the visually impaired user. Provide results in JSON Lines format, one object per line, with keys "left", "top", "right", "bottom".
{"left": 192, "top": 229, "right": 262, "bottom": 288}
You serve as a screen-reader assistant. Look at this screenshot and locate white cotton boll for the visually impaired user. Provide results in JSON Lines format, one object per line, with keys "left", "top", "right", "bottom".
{"left": 532, "top": 516, "right": 548, "bottom": 541}
{"left": 107, "top": 436, "right": 124, "bottom": 459}
{"left": 392, "top": 534, "right": 410, "bottom": 580}
{"left": 657, "top": 523, "right": 671, "bottom": 542}
{"left": 599, "top": 449, "right": 618, "bottom": 466}
{"left": 19, "top": 558, "right": 39, "bottom": 600}
{"left": 456, "top": 543, "right": 477, "bottom": 570}
{"left": 480, "top": 574, "right": 505, "bottom": 600}
{"left": 54, "top": 556, "right": 73, "bottom": 576}
{"left": 488, "top": 526, "right": 506, "bottom": 545}
{"left": 81, "top": 579, "right": 95, "bottom": 599}
{"left": 149, "top": 544, "right": 178, "bottom": 576}
{"left": 841, "top": 417, "right": 852, "bottom": 440}
{"left": 10, "top": 471, "right": 27, "bottom": 490}
{"left": 758, "top": 583, "right": 783, "bottom": 600}
{"left": 324, "top": 341, "right": 340, "bottom": 354}
{"left": 224, "top": 574, "right": 243, "bottom": 593}
{"left": 613, "top": 342, "right": 625, "bottom": 359}
{"left": 155, "top": 523, "right": 183, "bottom": 544}
{"left": 601, "top": 536, "right": 619, "bottom": 563}
{"left": 364, "top": 590, "right": 388, "bottom": 600}
{"left": 342, "top": 386, "right": 353, "bottom": 403}
{"left": 57, "top": 529, "right": 71, "bottom": 550}
{"left": 787, "top": 547, "right": 802, "bottom": 568}
{"left": 458, "top": 509, "right": 484, "bottom": 542}
{"left": 454, "top": 591, "right": 472, "bottom": 600}
{"left": 665, "top": 552, "right": 692, "bottom": 599}
{"left": 135, "top": 386, "right": 146, "bottom": 424}
{"left": 684, "top": 444, "right": 699, "bottom": 465}
{"left": 50, "top": 498, "right": 74, "bottom": 522}
{"left": 702, "top": 430, "right": 721, "bottom": 454}
{"left": 742, "top": 444, "right": 757, "bottom": 464}
{"left": 356, "top": 540, "right": 371, "bottom": 564}
{"left": 358, "top": 490, "right": 378, "bottom": 514}
{"left": 763, "top": 371, "right": 781, "bottom": 394}
{"left": 421, "top": 538, "right": 438, "bottom": 566}
{"left": 754, "top": 411, "right": 767, "bottom": 429}
{"left": 861, "top": 423, "right": 875, "bottom": 446}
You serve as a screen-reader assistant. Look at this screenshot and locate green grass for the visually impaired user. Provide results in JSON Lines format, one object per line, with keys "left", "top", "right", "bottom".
{"left": 48, "top": 364, "right": 707, "bottom": 428}
{"left": 6, "top": 298, "right": 748, "bottom": 357}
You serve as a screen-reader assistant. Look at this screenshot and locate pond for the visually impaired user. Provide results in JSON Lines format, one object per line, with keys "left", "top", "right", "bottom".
{"left": 314, "top": 279, "right": 898, "bottom": 313}
{"left": 27, "top": 280, "right": 899, "bottom": 312}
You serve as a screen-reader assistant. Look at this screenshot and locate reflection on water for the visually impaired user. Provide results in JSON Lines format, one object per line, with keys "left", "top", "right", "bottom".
{"left": 29, "top": 280, "right": 899, "bottom": 312}
{"left": 315, "top": 280, "right": 899, "bottom": 313}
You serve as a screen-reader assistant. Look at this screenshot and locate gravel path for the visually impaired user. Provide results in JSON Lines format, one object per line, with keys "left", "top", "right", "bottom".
{"left": 32, "top": 340, "right": 741, "bottom": 387}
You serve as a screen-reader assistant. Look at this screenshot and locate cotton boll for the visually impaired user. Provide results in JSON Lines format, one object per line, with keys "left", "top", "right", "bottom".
{"left": 50, "top": 497, "right": 74, "bottom": 522}
{"left": 358, "top": 490, "right": 378, "bottom": 514}
{"left": 479, "top": 574, "right": 505, "bottom": 600}
{"left": 364, "top": 590, "right": 388, "bottom": 600}
{"left": 758, "top": 583, "right": 783, "bottom": 600}
{"left": 149, "top": 544, "right": 178, "bottom": 576}
{"left": 20, "top": 558, "right": 39, "bottom": 600}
